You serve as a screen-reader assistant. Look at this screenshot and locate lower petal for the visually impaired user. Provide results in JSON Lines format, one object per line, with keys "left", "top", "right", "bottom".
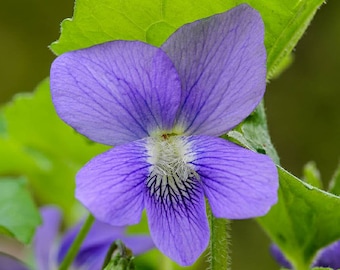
{"left": 145, "top": 179, "right": 209, "bottom": 266}
{"left": 76, "top": 139, "right": 150, "bottom": 226}
{"left": 189, "top": 135, "right": 278, "bottom": 219}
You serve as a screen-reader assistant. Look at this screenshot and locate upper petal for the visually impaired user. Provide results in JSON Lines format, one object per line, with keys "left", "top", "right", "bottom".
{"left": 34, "top": 206, "right": 62, "bottom": 270}
{"left": 144, "top": 169, "right": 209, "bottom": 266}
{"left": 76, "top": 139, "right": 150, "bottom": 225}
{"left": 162, "top": 4, "right": 266, "bottom": 136}
{"left": 189, "top": 136, "right": 278, "bottom": 219}
{"left": 50, "top": 41, "right": 182, "bottom": 146}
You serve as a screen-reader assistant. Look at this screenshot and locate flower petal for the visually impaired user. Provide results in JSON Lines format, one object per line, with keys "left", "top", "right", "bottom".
{"left": 57, "top": 220, "right": 123, "bottom": 265}
{"left": 189, "top": 136, "right": 278, "bottom": 218}
{"left": 270, "top": 244, "right": 293, "bottom": 269}
{"left": 70, "top": 236, "right": 154, "bottom": 270}
{"left": 271, "top": 240, "right": 340, "bottom": 269}
{"left": 122, "top": 235, "right": 155, "bottom": 255}
{"left": 162, "top": 4, "right": 266, "bottom": 136}
{"left": 50, "top": 41, "right": 182, "bottom": 146}
{"left": 313, "top": 240, "right": 340, "bottom": 269}
{"left": 72, "top": 245, "right": 108, "bottom": 270}
{"left": 76, "top": 139, "right": 150, "bottom": 225}
{"left": 58, "top": 220, "right": 152, "bottom": 269}
{"left": 0, "top": 253, "right": 29, "bottom": 270}
{"left": 34, "top": 206, "right": 62, "bottom": 270}
{"left": 145, "top": 178, "right": 209, "bottom": 266}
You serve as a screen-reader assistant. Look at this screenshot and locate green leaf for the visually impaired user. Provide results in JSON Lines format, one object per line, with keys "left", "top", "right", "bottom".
{"left": 225, "top": 95, "right": 332, "bottom": 270}
{"left": 328, "top": 163, "right": 340, "bottom": 195}
{"left": 0, "top": 79, "right": 109, "bottom": 214}
{"left": 258, "top": 166, "right": 340, "bottom": 270}
{"left": 303, "top": 161, "right": 323, "bottom": 189}
{"left": 50, "top": 0, "right": 324, "bottom": 80}
{"left": 0, "top": 177, "right": 40, "bottom": 244}
{"left": 50, "top": 0, "right": 234, "bottom": 54}
{"left": 269, "top": 53, "right": 294, "bottom": 79}
{"left": 246, "top": 0, "right": 325, "bottom": 79}
{"left": 226, "top": 102, "right": 280, "bottom": 164}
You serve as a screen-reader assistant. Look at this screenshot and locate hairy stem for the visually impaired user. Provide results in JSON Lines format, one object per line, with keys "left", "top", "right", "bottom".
{"left": 58, "top": 213, "right": 95, "bottom": 270}
{"left": 208, "top": 205, "right": 230, "bottom": 270}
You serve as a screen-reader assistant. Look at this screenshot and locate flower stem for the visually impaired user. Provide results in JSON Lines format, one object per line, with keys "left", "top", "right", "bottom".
{"left": 293, "top": 258, "right": 310, "bottom": 270}
{"left": 207, "top": 205, "right": 230, "bottom": 270}
{"left": 58, "top": 213, "right": 95, "bottom": 270}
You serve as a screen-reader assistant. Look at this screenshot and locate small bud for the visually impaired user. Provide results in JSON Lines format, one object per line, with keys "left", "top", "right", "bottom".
{"left": 102, "top": 240, "right": 135, "bottom": 270}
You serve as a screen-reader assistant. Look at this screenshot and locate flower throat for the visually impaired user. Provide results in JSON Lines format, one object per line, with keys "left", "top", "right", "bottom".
{"left": 146, "top": 134, "right": 199, "bottom": 202}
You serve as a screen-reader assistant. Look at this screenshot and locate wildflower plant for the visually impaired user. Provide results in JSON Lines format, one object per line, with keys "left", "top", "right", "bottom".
{"left": 50, "top": 4, "right": 278, "bottom": 265}
{"left": 1, "top": 0, "right": 340, "bottom": 270}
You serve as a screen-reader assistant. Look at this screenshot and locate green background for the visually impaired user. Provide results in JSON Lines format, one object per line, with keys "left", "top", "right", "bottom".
{"left": 1, "top": 0, "right": 340, "bottom": 269}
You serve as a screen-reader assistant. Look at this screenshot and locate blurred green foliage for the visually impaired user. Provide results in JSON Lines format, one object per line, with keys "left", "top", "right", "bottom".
{"left": 0, "top": 0, "right": 73, "bottom": 102}
{"left": 0, "top": 177, "right": 40, "bottom": 244}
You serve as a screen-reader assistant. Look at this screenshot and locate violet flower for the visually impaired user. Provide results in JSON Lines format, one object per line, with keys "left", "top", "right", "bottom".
{"left": 0, "top": 207, "right": 153, "bottom": 270}
{"left": 50, "top": 4, "right": 278, "bottom": 265}
{"left": 35, "top": 206, "right": 154, "bottom": 270}
{"left": 271, "top": 242, "right": 340, "bottom": 269}
{"left": 0, "top": 253, "right": 29, "bottom": 270}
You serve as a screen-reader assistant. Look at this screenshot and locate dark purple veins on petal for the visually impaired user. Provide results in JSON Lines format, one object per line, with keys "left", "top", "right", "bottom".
{"left": 162, "top": 4, "right": 267, "bottom": 136}
{"left": 50, "top": 41, "right": 182, "bottom": 146}
{"left": 146, "top": 171, "right": 200, "bottom": 207}
{"left": 145, "top": 178, "right": 209, "bottom": 266}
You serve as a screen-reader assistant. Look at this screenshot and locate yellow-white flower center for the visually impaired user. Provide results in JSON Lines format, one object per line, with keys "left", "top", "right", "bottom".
{"left": 146, "top": 135, "right": 199, "bottom": 202}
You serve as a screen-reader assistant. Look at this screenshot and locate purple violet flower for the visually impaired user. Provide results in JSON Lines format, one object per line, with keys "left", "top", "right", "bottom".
{"left": 50, "top": 4, "right": 278, "bottom": 265}
{"left": 34, "top": 207, "right": 154, "bottom": 270}
{"left": 271, "top": 242, "right": 340, "bottom": 269}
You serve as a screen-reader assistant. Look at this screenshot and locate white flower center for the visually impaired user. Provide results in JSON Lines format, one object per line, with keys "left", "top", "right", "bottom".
{"left": 146, "top": 135, "right": 199, "bottom": 202}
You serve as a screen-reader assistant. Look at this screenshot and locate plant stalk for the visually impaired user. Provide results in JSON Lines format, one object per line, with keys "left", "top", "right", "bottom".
{"left": 58, "top": 213, "right": 95, "bottom": 270}
{"left": 208, "top": 205, "right": 230, "bottom": 270}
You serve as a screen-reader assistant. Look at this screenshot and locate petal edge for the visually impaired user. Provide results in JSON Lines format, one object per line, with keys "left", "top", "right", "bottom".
{"left": 76, "top": 139, "right": 149, "bottom": 226}
{"left": 189, "top": 136, "right": 278, "bottom": 219}
{"left": 162, "top": 4, "right": 267, "bottom": 136}
{"left": 51, "top": 41, "right": 182, "bottom": 146}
